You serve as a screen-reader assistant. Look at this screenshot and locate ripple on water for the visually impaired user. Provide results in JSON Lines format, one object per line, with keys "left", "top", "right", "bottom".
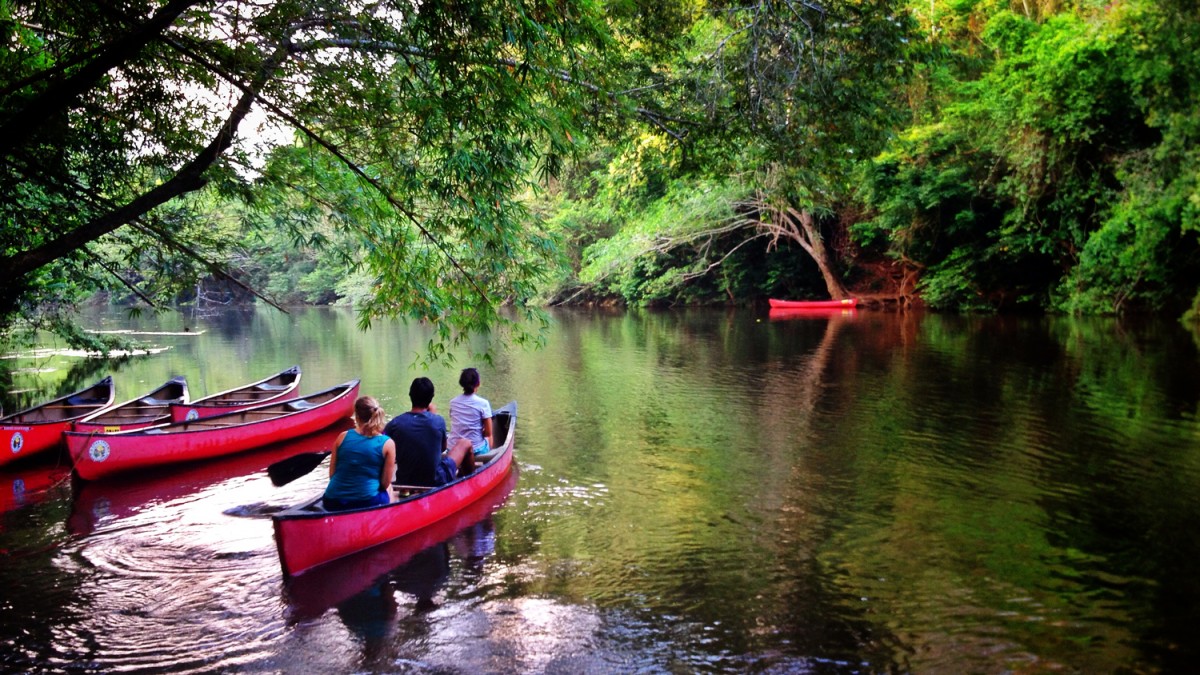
{"left": 43, "top": 473, "right": 293, "bottom": 673}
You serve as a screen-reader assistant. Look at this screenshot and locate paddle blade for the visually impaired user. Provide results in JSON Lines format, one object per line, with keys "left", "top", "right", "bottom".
{"left": 268, "top": 451, "right": 331, "bottom": 487}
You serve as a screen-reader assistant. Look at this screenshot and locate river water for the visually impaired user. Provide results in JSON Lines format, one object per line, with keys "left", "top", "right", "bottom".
{"left": 1, "top": 306, "right": 1198, "bottom": 673}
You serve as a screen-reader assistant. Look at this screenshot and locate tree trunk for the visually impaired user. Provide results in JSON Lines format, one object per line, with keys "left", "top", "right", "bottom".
{"left": 757, "top": 194, "right": 849, "bottom": 300}
{"left": 788, "top": 207, "right": 849, "bottom": 300}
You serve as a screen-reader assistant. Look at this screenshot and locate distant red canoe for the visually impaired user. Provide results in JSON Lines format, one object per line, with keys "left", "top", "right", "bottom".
{"left": 273, "top": 401, "right": 518, "bottom": 577}
{"left": 0, "top": 377, "right": 115, "bottom": 468}
{"left": 67, "top": 380, "right": 359, "bottom": 481}
{"left": 170, "top": 366, "right": 301, "bottom": 422}
{"left": 768, "top": 298, "right": 859, "bottom": 309}
{"left": 73, "top": 376, "right": 189, "bottom": 434}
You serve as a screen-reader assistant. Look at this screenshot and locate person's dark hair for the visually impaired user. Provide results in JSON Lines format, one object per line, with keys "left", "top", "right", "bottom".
{"left": 409, "top": 377, "right": 435, "bottom": 408}
{"left": 459, "top": 367, "right": 480, "bottom": 394}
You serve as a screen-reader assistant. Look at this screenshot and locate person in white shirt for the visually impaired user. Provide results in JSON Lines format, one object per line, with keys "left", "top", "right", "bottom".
{"left": 448, "top": 367, "right": 496, "bottom": 462}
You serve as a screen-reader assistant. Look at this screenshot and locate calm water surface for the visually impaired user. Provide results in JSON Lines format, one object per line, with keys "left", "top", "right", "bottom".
{"left": 1, "top": 306, "right": 1198, "bottom": 673}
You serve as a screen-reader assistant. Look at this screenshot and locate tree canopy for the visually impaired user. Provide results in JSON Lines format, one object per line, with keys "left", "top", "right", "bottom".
{"left": 0, "top": 0, "right": 649, "bottom": 354}
{"left": 2, "top": 0, "right": 1198, "bottom": 357}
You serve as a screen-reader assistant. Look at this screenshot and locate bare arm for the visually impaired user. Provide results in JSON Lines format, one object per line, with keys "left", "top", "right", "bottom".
{"left": 482, "top": 416, "right": 493, "bottom": 448}
{"left": 380, "top": 438, "right": 396, "bottom": 491}
{"left": 328, "top": 431, "right": 348, "bottom": 477}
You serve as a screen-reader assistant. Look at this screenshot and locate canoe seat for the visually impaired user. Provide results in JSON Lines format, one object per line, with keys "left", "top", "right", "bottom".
{"left": 256, "top": 383, "right": 291, "bottom": 391}
{"left": 286, "top": 400, "right": 317, "bottom": 411}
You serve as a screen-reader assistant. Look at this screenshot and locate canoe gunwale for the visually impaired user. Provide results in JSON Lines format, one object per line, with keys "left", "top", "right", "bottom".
{"left": 74, "top": 376, "right": 189, "bottom": 429}
{"left": 0, "top": 376, "right": 116, "bottom": 425}
{"left": 189, "top": 366, "right": 301, "bottom": 406}
{"left": 768, "top": 298, "right": 859, "bottom": 309}
{"left": 168, "top": 367, "right": 303, "bottom": 422}
{"left": 0, "top": 377, "right": 117, "bottom": 467}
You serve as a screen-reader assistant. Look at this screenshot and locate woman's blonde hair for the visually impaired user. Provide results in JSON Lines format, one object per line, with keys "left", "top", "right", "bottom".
{"left": 354, "top": 396, "right": 386, "bottom": 435}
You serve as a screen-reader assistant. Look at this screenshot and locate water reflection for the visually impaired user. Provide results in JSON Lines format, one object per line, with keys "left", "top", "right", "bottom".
{"left": 68, "top": 424, "right": 348, "bottom": 535}
{"left": 0, "top": 462, "right": 71, "bottom": 516}
{"left": 0, "top": 307, "right": 1198, "bottom": 672}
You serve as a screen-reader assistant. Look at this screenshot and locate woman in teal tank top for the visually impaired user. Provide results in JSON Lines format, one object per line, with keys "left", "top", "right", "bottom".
{"left": 323, "top": 396, "right": 396, "bottom": 510}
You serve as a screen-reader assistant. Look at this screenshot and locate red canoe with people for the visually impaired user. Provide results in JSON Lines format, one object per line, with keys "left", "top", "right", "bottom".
{"left": 271, "top": 400, "right": 518, "bottom": 577}
{"left": 0, "top": 377, "right": 116, "bottom": 468}
{"left": 768, "top": 298, "right": 859, "bottom": 310}
{"left": 170, "top": 366, "right": 302, "bottom": 422}
{"left": 283, "top": 467, "right": 519, "bottom": 618}
{"left": 72, "top": 376, "right": 189, "bottom": 434}
{"left": 66, "top": 380, "right": 359, "bottom": 481}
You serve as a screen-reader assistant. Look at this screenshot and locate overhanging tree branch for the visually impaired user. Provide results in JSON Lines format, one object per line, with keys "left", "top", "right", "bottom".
{"left": 0, "top": 0, "right": 204, "bottom": 154}
{"left": 294, "top": 37, "right": 693, "bottom": 140}
{"left": 2, "top": 42, "right": 292, "bottom": 280}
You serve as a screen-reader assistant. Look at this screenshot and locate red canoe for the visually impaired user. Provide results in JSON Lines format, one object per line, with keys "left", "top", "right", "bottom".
{"left": 73, "top": 376, "right": 189, "bottom": 434}
{"left": 272, "top": 401, "right": 518, "bottom": 577}
{"left": 0, "top": 377, "right": 115, "bottom": 468}
{"left": 284, "top": 468, "right": 518, "bottom": 618}
{"left": 768, "top": 298, "right": 859, "bottom": 309}
{"left": 170, "top": 366, "right": 301, "bottom": 422}
{"left": 66, "top": 380, "right": 359, "bottom": 481}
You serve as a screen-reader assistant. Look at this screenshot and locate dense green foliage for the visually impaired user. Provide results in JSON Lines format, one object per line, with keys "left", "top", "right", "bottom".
{"left": 2, "top": 0, "right": 1198, "bottom": 358}
{"left": 540, "top": 0, "right": 1200, "bottom": 317}
{"left": 852, "top": 0, "right": 1200, "bottom": 315}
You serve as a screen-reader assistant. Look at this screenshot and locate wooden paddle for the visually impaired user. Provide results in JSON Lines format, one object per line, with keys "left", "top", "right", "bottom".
{"left": 267, "top": 451, "right": 331, "bottom": 486}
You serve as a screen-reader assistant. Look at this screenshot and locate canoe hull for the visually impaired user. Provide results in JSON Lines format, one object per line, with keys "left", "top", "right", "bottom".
{"left": 768, "top": 298, "right": 859, "bottom": 309}
{"left": 273, "top": 402, "right": 517, "bottom": 578}
{"left": 67, "top": 381, "right": 358, "bottom": 481}
{"left": 0, "top": 377, "right": 115, "bottom": 468}
{"left": 169, "top": 366, "right": 302, "bottom": 423}
{"left": 0, "top": 422, "right": 72, "bottom": 467}
{"left": 72, "top": 376, "right": 188, "bottom": 434}
{"left": 284, "top": 468, "right": 518, "bottom": 618}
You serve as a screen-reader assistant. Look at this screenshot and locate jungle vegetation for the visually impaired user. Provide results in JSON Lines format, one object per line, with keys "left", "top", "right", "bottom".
{"left": 2, "top": 0, "right": 1198, "bottom": 355}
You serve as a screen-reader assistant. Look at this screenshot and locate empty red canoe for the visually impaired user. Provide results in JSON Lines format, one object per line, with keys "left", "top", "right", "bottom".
{"left": 768, "top": 298, "right": 859, "bottom": 309}
{"left": 0, "top": 377, "right": 115, "bottom": 468}
{"left": 170, "top": 366, "right": 301, "bottom": 422}
{"left": 67, "top": 380, "right": 359, "bottom": 481}
{"left": 272, "top": 401, "right": 517, "bottom": 577}
{"left": 73, "top": 376, "right": 189, "bottom": 434}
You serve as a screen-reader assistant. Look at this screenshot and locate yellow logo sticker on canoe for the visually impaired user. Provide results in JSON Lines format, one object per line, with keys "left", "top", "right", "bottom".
{"left": 103, "top": 426, "right": 122, "bottom": 433}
